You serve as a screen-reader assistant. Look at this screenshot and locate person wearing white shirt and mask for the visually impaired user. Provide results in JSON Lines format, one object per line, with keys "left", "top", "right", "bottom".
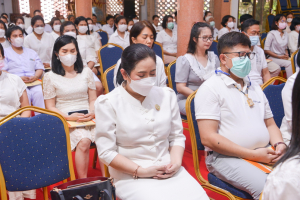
{"left": 288, "top": 17, "right": 300, "bottom": 54}
{"left": 50, "top": 17, "right": 61, "bottom": 40}
{"left": 242, "top": 19, "right": 271, "bottom": 85}
{"left": 24, "top": 15, "right": 54, "bottom": 69}
{"left": 86, "top": 17, "right": 102, "bottom": 48}
{"left": 113, "top": 20, "right": 167, "bottom": 87}
{"left": 285, "top": 12, "right": 294, "bottom": 34}
{"left": 14, "top": 16, "right": 28, "bottom": 37}
{"left": 0, "top": 20, "right": 10, "bottom": 48}
{"left": 92, "top": 14, "right": 102, "bottom": 31}
{"left": 156, "top": 15, "right": 177, "bottom": 64}
{"left": 26, "top": 10, "right": 52, "bottom": 34}
{"left": 108, "top": 16, "right": 130, "bottom": 49}
{"left": 101, "top": 15, "right": 115, "bottom": 37}
{"left": 0, "top": 16, "right": 8, "bottom": 28}
{"left": 152, "top": 15, "right": 163, "bottom": 32}
{"left": 218, "top": 15, "right": 234, "bottom": 39}
{"left": 205, "top": 16, "right": 218, "bottom": 40}
{"left": 127, "top": 19, "right": 134, "bottom": 32}
{"left": 95, "top": 43, "right": 209, "bottom": 200}
{"left": 232, "top": 17, "right": 240, "bottom": 32}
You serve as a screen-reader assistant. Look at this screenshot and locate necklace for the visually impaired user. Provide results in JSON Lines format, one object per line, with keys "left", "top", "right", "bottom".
{"left": 233, "top": 84, "right": 254, "bottom": 107}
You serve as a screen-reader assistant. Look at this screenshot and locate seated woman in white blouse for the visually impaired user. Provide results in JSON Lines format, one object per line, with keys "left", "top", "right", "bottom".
{"left": 50, "top": 17, "right": 61, "bottom": 40}
{"left": 14, "top": 16, "right": 28, "bottom": 38}
{"left": 156, "top": 15, "right": 177, "bottom": 64}
{"left": 43, "top": 35, "right": 97, "bottom": 178}
{"left": 264, "top": 14, "right": 293, "bottom": 78}
{"left": 23, "top": 15, "right": 54, "bottom": 69}
{"left": 0, "top": 20, "right": 10, "bottom": 48}
{"left": 108, "top": 16, "right": 130, "bottom": 49}
{"left": 86, "top": 17, "right": 102, "bottom": 47}
{"left": 113, "top": 20, "right": 167, "bottom": 87}
{"left": 95, "top": 44, "right": 209, "bottom": 200}
{"left": 262, "top": 71, "right": 300, "bottom": 200}
{"left": 176, "top": 22, "right": 219, "bottom": 115}
{"left": 218, "top": 15, "right": 234, "bottom": 40}
{"left": 288, "top": 17, "right": 300, "bottom": 54}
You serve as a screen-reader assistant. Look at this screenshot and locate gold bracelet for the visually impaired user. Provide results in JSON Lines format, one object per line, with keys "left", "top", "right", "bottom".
{"left": 133, "top": 166, "right": 140, "bottom": 179}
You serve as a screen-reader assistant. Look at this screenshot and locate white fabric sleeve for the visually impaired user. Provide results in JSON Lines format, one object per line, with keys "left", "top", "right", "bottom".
{"left": 156, "top": 56, "right": 167, "bottom": 87}
{"left": 43, "top": 72, "right": 56, "bottom": 99}
{"left": 263, "top": 92, "right": 274, "bottom": 119}
{"left": 10, "top": 74, "right": 27, "bottom": 98}
{"left": 264, "top": 33, "right": 273, "bottom": 51}
{"left": 288, "top": 32, "right": 298, "bottom": 54}
{"left": 23, "top": 36, "right": 30, "bottom": 48}
{"left": 113, "top": 59, "right": 121, "bottom": 87}
{"left": 155, "top": 31, "right": 164, "bottom": 44}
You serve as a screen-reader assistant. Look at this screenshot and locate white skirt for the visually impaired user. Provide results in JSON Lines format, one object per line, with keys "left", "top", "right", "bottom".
{"left": 70, "top": 126, "right": 95, "bottom": 150}
{"left": 115, "top": 167, "right": 209, "bottom": 200}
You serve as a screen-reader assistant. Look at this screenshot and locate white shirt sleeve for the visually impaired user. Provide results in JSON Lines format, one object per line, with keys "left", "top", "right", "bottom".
{"left": 156, "top": 56, "right": 167, "bottom": 87}
{"left": 23, "top": 36, "right": 30, "bottom": 48}
{"left": 113, "top": 59, "right": 121, "bottom": 87}
{"left": 262, "top": 92, "right": 273, "bottom": 119}
{"left": 288, "top": 31, "right": 298, "bottom": 54}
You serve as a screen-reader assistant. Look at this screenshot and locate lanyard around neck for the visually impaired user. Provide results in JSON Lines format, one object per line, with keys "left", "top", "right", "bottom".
{"left": 233, "top": 84, "right": 254, "bottom": 107}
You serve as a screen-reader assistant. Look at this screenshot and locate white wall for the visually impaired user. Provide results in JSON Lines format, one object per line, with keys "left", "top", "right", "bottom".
{"left": 140, "top": 0, "right": 147, "bottom": 21}
{"left": 231, "top": 0, "right": 239, "bottom": 20}
{"left": 0, "top": 0, "right": 13, "bottom": 20}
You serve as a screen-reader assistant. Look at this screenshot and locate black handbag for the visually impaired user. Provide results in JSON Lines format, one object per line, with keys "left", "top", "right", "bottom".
{"left": 50, "top": 176, "right": 116, "bottom": 200}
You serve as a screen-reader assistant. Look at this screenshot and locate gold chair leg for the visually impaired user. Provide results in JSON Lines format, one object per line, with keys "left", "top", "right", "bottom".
{"left": 43, "top": 187, "right": 48, "bottom": 200}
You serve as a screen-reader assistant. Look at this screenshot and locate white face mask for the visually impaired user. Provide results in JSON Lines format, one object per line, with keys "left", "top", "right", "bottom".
{"left": 18, "top": 24, "right": 25, "bottom": 29}
{"left": 34, "top": 26, "right": 44, "bottom": 34}
{"left": 133, "top": 19, "right": 139, "bottom": 23}
{"left": 59, "top": 53, "right": 77, "bottom": 67}
{"left": 64, "top": 31, "right": 77, "bottom": 39}
{"left": 127, "top": 74, "right": 156, "bottom": 96}
{"left": 128, "top": 25, "right": 133, "bottom": 31}
{"left": 0, "top": 29, "right": 5, "bottom": 38}
{"left": 11, "top": 37, "right": 24, "bottom": 47}
{"left": 227, "top": 21, "right": 234, "bottom": 28}
{"left": 88, "top": 24, "right": 94, "bottom": 31}
{"left": 78, "top": 26, "right": 88, "bottom": 34}
{"left": 53, "top": 25, "right": 61, "bottom": 32}
{"left": 296, "top": 25, "right": 300, "bottom": 32}
{"left": 287, "top": 18, "right": 293, "bottom": 23}
{"left": 118, "top": 24, "right": 128, "bottom": 32}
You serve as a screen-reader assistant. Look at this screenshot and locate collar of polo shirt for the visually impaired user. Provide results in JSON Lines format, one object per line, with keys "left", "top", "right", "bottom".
{"left": 216, "top": 68, "right": 251, "bottom": 89}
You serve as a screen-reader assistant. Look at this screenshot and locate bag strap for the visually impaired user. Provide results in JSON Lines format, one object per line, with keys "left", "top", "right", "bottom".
{"left": 72, "top": 195, "right": 84, "bottom": 200}
{"left": 100, "top": 189, "right": 113, "bottom": 200}
{"left": 58, "top": 191, "right": 66, "bottom": 200}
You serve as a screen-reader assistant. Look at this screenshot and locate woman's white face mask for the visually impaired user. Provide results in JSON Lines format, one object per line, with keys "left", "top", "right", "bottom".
{"left": 0, "top": 29, "right": 5, "bottom": 38}
{"left": 59, "top": 53, "right": 77, "bottom": 67}
{"left": 127, "top": 73, "right": 156, "bottom": 96}
{"left": 64, "top": 31, "right": 77, "bottom": 39}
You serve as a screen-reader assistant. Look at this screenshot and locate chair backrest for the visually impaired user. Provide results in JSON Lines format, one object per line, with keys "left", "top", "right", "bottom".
{"left": 166, "top": 60, "right": 177, "bottom": 94}
{"left": 103, "top": 65, "right": 116, "bottom": 94}
{"left": 278, "top": 0, "right": 289, "bottom": 10}
{"left": 261, "top": 38, "right": 266, "bottom": 49}
{"left": 209, "top": 40, "right": 218, "bottom": 57}
{"left": 153, "top": 42, "right": 164, "bottom": 62}
{"left": 98, "top": 43, "right": 123, "bottom": 75}
{"left": 267, "top": 14, "right": 275, "bottom": 32}
{"left": 262, "top": 77, "right": 287, "bottom": 128}
{"left": 0, "top": 107, "right": 75, "bottom": 199}
{"left": 99, "top": 30, "right": 109, "bottom": 46}
{"left": 290, "top": 0, "right": 298, "bottom": 8}
{"left": 291, "top": 49, "right": 298, "bottom": 73}
{"left": 261, "top": 32, "right": 268, "bottom": 40}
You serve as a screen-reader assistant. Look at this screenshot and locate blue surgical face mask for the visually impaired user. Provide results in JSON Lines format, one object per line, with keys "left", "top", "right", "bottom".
{"left": 167, "top": 22, "right": 174, "bottom": 30}
{"left": 247, "top": 34, "right": 260, "bottom": 46}
{"left": 210, "top": 21, "right": 215, "bottom": 27}
{"left": 225, "top": 56, "right": 251, "bottom": 78}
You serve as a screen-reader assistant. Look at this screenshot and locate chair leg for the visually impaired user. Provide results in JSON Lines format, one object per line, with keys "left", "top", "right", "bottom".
{"left": 92, "top": 147, "right": 98, "bottom": 169}
{"left": 43, "top": 187, "right": 48, "bottom": 200}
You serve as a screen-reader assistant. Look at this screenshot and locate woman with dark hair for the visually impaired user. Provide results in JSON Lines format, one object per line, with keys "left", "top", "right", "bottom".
{"left": 68, "top": 14, "right": 75, "bottom": 23}
{"left": 0, "top": 20, "right": 9, "bottom": 48}
{"left": 127, "top": 18, "right": 134, "bottom": 32}
{"left": 288, "top": 17, "right": 300, "bottom": 54}
{"left": 95, "top": 43, "right": 209, "bottom": 200}
{"left": 50, "top": 17, "right": 61, "bottom": 40}
{"left": 4, "top": 26, "right": 45, "bottom": 110}
{"left": 262, "top": 67, "right": 300, "bottom": 200}
{"left": 264, "top": 14, "right": 293, "bottom": 78}
{"left": 102, "top": 15, "right": 115, "bottom": 37}
{"left": 113, "top": 20, "right": 166, "bottom": 87}
{"left": 14, "top": 16, "right": 28, "bottom": 37}
{"left": 175, "top": 22, "right": 219, "bottom": 115}
{"left": 285, "top": 12, "right": 294, "bottom": 33}
{"left": 203, "top": 10, "right": 212, "bottom": 21}
{"left": 43, "top": 35, "right": 97, "bottom": 178}
{"left": 108, "top": 15, "right": 130, "bottom": 49}
{"left": 86, "top": 17, "right": 102, "bottom": 47}
{"left": 156, "top": 15, "right": 177, "bottom": 64}
{"left": 23, "top": 15, "right": 54, "bottom": 69}
{"left": 218, "top": 15, "right": 234, "bottom": 39}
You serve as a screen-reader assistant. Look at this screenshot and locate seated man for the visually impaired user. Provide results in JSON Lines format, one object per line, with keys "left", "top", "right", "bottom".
{"left": 242, "top": 19, "right": 271, "bottom": 85}
{"left": 195, "top": 32, "right": 286, "bottom": 200}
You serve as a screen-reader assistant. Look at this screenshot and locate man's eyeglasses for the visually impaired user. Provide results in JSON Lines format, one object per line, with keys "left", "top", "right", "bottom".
{"left": 197, "top": 36, "right": 214, "bottom": 42}
{"left": 223, "top": 51, "right": 256, "bottom": 60}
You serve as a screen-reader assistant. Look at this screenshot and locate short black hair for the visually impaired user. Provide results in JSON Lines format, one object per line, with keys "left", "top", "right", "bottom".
{"left": 114, "top": 15, "right": 126, "bottom": 31}
{"left": 106, "top": 15, "right": 114, "bottom": 22}
{"left": 74, "top": 16, "right": 90, "bottom": 34}
{"left": 31, "top": 15, "right": 44, "bottom": 27}
{"left": 152, "top": 15, "right": 159, "bottom": 20}
{"left": 241, "top": 18, "right": 260, "bottom": 32}
{"left": 221, "top": 15, "right": 233, "bottom": 27}
{"left": 1, "top": 13, "right": 8, "bottom": 18}
{"left": 33, "top": 10, "right": 41, "bottom": 15}
{"left": 271, "top": 14, "right": 286, "bottom": 30}
{"left": 290, "top": 17, "right": 300, "bottom": 31}
{"left": 162, "top": 15, "right": 173, "bottom": 29}
{"left": 67, "top": 15, "right": 75, "bottom": 20}
{"left": 217, "top": 32, "right": 251, "bottom": 54}
{"left": 0, "top": 16, "right": 7, "bottom": 22}
{"left": 240, "top": 14, "right": 253, "bottom": 24}
{"left": 203, "top": 11, "right": 212, "bottom": 20}
{"left": 6, "top": 26, "right": 23, "bottom": 41}
{"left": 92, "top": 14, "right": 97, "bottom": 18}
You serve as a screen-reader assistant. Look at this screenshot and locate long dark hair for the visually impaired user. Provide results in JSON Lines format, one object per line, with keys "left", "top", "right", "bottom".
{"left": 271, "top": 14, "right": 286, "bottom": 30}
{"left": 116, "top": 44, "right": 156, "bottom": 85}
{"left": 187, "top": 22, "right": 213, "bottom": 54}
{"left": 14, "top": 17, "right": 28, "bottom": 35}
{"left": 51, "top": 35, "right": 84, "bottom": 76}
{"left": 130, "top": 20, "right": 156, "bottom": 46}
{"left": 0, "top": 20, "right": 7, "bottom": 35}
{"left": 74, "top": 16, "right": 90, "bottom": 35}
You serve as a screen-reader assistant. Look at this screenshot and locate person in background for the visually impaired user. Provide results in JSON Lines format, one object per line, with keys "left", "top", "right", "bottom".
{"left": 131, "top": 14, "right": 139, "bottom": 23}
{"left": 232, "top": 16, "right": 239, "bottom": 32}
{"left": 288, "top": 17, "right": 300, "bottom": 54}
{"left": 152, "top": 15, "right": 163, "bottom": 32}
{"left": 1, "top": 13, "right": 9, "bottom": 22}
{"left": 0, "top": 20, "right": 10, "bottom": 48}
{"left": 92, "top": 14, "right": 102, "bottom": 31}
{"left": 102, "top": 15, "right": 115, "bottom": 37}
{"left": 205, "top": 16, "right": 218, "bottom": 40}
{"left": 156, "top": 15, "right": 177, "bottom": 64}
{"left": 50, "top": 17, "right": 61, "bottom": 40}
{"left": 203, "top": 10, "right": 212, "bottom": 21}
{"left": 60, "top": 15, "right": 65, "bottom": 23}
{"left": 176, "top": 22, "right": 219, "bottom": 115}
{"left": 24, "top": 15, "right": 54, "bottom": 69}
{"left": 240, "top": 14, "right": 253, "bottom": 25}
{"left": 114, "top": 14, "right": 120, "bottom": 20}
{"left": 26, "top": 10, "right": 52, "bottom": 34}
{"left": 262, "top": 70, "right": 300, "bottom": 200}
{"left": 127, "top": 19, "right": 134, "bottom": 32}
{"left": 86, "top": 17, "right": 102, "bottom": 46}
{"left": 242, "top": 19, "right": 271, "bottom": 85}
{"left": 285, "top": 12, "right": 294, "bottom": 33}
{"left": 14, "top": 16, "right": 28, "bottom": 37}
{"left": 108, "top": 16, "right": 130, "bottom": 49}
{"left": 55, "top": 10, "right": 60, "bottom": 19}
{"left": 264, "top": 14, "right": 293, "bottom": 78}
{"left": 0, "top": 16, "right": 8, "bottom": 28}
{"left": 218, "top": 15, "right": 234, "bottom": 39}
{"left": 68, "top": 15, "right": 75, "bottom": 23}
{"left": 174, "top": 11, "right": 178, "bottom": 31}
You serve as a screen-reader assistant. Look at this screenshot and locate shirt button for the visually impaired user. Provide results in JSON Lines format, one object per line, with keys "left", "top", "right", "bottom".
{"left": 151, "top": 119, "right": 155, "bottom": 122}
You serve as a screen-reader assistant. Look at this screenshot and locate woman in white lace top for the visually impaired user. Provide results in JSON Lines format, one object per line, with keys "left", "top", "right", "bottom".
{"left": 43, "top": 35, "right": 97, "bottom": 178}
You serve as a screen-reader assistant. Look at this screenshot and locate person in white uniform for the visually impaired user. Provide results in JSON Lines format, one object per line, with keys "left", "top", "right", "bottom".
{"left": 284, "top": 12, "right": 293, "bottom": 34}
{"left": 156, "top": 15, "right": 177, "bottom": 64}
{"left": 152, "top": 15, "right": 163, "bottom": 32}
{"left": 4, "top": 26, "right": 45, "bottom": 110}
{"left": 43, "top": 35, "right": 97, "bottom": 179}
{"left": 0, "top": 20, "right": 10, "bottom": 48}
{"left": 262, "top": 71, "right": 300, "bottom": 200}
{"left": 218, "top": 15, "right": 234, "bottom": 39}
{"left": 108, "top": 16, "right": 130, "bottom": 49}
{"left": 127, "top": 19, "right": 134, "bottom": 32}
{"left": 205, "top": 16, "right": 218, "bottom": 40}
{"left": 86, "top": 17, "right": 102, "bottom": 48}
{"left": 26, "top": 10, "right": 52, "bottom": 34}
{"left": 176, "top": 22, "right": 219, "bottom": 115}
{"left": 264, "top": 14, "right": 293, "bottom": 78}
{"left": 113, "top": 21, "right": 167, "bottom": 88}
{"left": 242, "top": 19, "right": 271, "bottom": 85}
{"left": 288, "top": 17, "right": 300, "bottom": 54}
{"left": 195, "top": 32, "right": 286, "bottom": 200}
{"left": 95, "top": 44, "right": 209, "bottom": 200}
{"left": 14, "top": 16, "right": 28, "bottom": 38}
{"left": 24, "top": 15, "right": 54, "bottom": 69}
{"left": 101, "top": 15, "right": 115, "bottom": 37}
{"left": 50, "top": 17, "right": 61, "bottom": 40}
{"left": 92, "top": 14, "right": 102, "bottom": 31}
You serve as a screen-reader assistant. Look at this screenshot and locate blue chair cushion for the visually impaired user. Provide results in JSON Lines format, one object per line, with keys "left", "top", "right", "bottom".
{"left": 153, "top": 43, "right": 163, "bottom": 60}
{"left": 106, "top": 68, "right": 115, "bottom": 92}
{"left": 208, "top": 173, "right": 253, "bottom": 199}
{"left": 100, "top": 46, "right": 123, "bottom": 73}
{"left": 99, "top": 32, "right": 108, "bottom": 46}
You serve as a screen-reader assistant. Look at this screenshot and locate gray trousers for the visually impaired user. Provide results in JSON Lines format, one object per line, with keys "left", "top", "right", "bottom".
{"left": 206, "top": 152, "right": 268, "bottom": 200}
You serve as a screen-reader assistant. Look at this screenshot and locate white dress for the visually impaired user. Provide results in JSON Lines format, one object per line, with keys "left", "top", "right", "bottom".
{"left": 94, "top": 85, "right": 209, "bottom": 200}
{"left": 43, "top": 67, "right": 96, "bottom": 150}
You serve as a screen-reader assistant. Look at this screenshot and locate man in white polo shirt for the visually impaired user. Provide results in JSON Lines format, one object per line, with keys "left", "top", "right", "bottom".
{"left": 195, "top": 32, "right": 286, "bottom": 200}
